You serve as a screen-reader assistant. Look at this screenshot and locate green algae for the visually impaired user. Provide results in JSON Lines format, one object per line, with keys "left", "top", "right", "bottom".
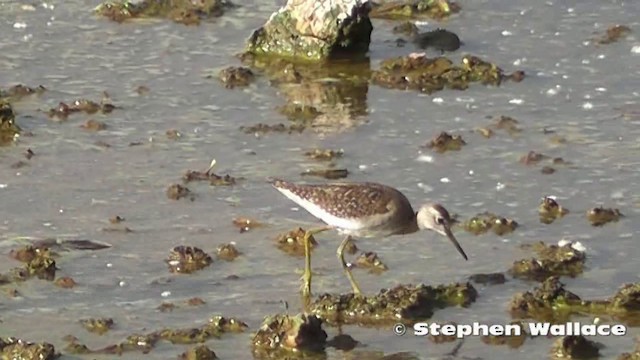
{"left": 369, "top": 0, "right": 459, "bottom": 20}
{"left": 252, "top": 313, "right": 327, "bottom": 359}
{"left": 509, "top": 241, "right": 585, "bottom": 281}
{"left": 309, "top": 282, "right": 477, "bottom": 326}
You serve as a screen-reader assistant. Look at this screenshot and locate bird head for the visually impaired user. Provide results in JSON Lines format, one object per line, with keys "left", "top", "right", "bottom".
{"left": 417, "top": 203, "right": 468, "bottom": 260}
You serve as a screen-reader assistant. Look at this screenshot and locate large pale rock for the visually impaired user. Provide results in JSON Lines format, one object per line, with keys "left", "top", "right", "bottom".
{"left": 246, "top": 0, "right": 372, "bottom": 61}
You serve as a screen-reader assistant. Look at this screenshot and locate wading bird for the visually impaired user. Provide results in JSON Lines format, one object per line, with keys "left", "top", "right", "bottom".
{"left": 270, "top": 179, "right": 468, "bottom": 297}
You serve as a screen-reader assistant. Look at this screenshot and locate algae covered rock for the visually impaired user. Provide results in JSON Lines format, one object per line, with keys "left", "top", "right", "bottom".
{"left": 586, "top": 206, "right": 622, "bottom": 226}
{"left": 245, "top": 0, "right": 373, "bottom": 61}
{"left": 509, "top": 276, "right": 581, "bottom": 323}
{"left": 539, "top": 196, "right": 569, "bottom": 224}
{"left": 252, "top": 313, "right": 327, "bottom": 359}
{"left": 372, "top": 53, "right": 522, "bottom": 94}
{"left": 309, "top": 282, "right": 477, "bottom": 326}
{"left": 462, "top": 211, "right": 518, "bottom": 236}
{"left": 0, "top": 337, "right": 58, "bottom": 360}
{"left": 95, "top": 0, "right": 236, "bottom": 25}
{"left": 0, "top": 100, "right": 20, "bottom": 146}
{"left": 509, "top": 241, "right": 586, "bottom": 281}
{"left": 166, "top": 246, "right": 213, "bottom": 274}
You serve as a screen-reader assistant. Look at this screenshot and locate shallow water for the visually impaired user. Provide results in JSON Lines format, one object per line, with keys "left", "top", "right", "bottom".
{"left": 1, "top": 0, "right": 639, "bottom": 359}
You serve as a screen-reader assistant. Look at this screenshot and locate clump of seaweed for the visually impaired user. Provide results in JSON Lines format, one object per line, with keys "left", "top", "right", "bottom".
{"left": 80, "top": 119, "right": 107, "bottom": 131}
{"left": 309, "top": 282, "right": 477, "bottom": 326}
{"left": 218, "top": 66, "right": 255, "bottom": 89}
{"left": 48, "top": 98, "right": 115, "bottom": 120}
{"left": 539, "top": 196, "right": 569, "bottom": 224}
{"left": 166, "top": 183, "right": 193, "bottom": 200}
{"left": 355, "top": 251, "right": 388, "bottom": 274}
{"left": 595, "top": 25, "right": 631, "bottom": 45}
{"left": 423, "top": 131, "right": 466, "bottom": 153}
{"left": 477, "top": 115, "right": 522, "bottom": 138}
{"left": 587, "top": 206, "right": 622, "bottom": 226}
{"left": 462, "top": 212, "right": 518, "bottom": 236}
{"left": 80, "top": 318, "right": 115, "bottom": 335}
{"left": 232, "top": 217, "right": 265, "bottom": 233}
{"left": 65, "top": 316, "right": 246, "bottom": 356}
{"left": 8, "top": 245, "right": 57, "bottom": 281}
{"left": 0, "top": 100, "right": 20, "bottom": 146}
{"left": 216, "top": 243, "right": 241, "bottom": 261}
{"left": 370, "top": 0, "right": 460, "bottom": 20}
{"left": 304, "top": 148, "right": 344, "bottom": 161}
{"left": 95, "top": 0, "right": 236, "bottom": 25}
{"left": 0, "top": 337, "right": 58, "bottom": 360}
{"left": 166, "top": 246, "right": 213, "bottom": 274}
{"left": 182, "top": 159, "right": 237, "bottom": 186}
{"left": 276, "top": 227, "right": 318, "bottom": 257}
{"left": 251, "top": 313, "right": 327, "bottom": 359}
{"left": 239, "top": 123, "right": 306, "bottom": 135}
{"left": 0, "top": 84, "right": 46, "bottom": 101}
{"left": 509, "top": 241, "right": 586, "bottom": 281}
{"left": 372, "top": 53, "right": 523, "bottom": 94}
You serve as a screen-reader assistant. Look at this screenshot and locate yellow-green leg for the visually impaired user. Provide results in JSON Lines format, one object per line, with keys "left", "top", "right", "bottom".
{"left": 337, "top": 236, "right": 362, "bottom": 295}
{"left": 300, "top": 226, "right": 332, "bottom": 299}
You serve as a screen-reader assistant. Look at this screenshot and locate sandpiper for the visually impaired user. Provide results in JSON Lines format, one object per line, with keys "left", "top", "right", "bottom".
{"left": 270, "top": 179, "right": 468, "bottom": 297}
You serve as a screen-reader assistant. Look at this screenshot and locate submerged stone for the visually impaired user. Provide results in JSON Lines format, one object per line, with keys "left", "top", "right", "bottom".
{"left": 309, "top": 282, "right": 477, "bottom": 326}
{"left": 412, "top": 28, "right": 461, "bottom": 53}
{"left": 596, "top": 24, "right": 631, "bottom": 45}
{"left": 550, "top": 335, "right": 600, "bottom": 359}
{"left": 468, "top": 272, "right": 506, "bottom": 286}
{"left": 232, "top": 217, "right": 265, "bottom": 233}
{"left": 217, "top": 66, "right": 255, "bottom": 89}
{"left": 252, "top": 313, "right": 327, "bottom": 358}
{"left": 95, "top": 0, "right": 236, "bottom": 25}
{"left": 509, "top": 241, "right": 586, "bottom": 281}
{"left": 179, "top": 345, "right": 218, "bottom": 360}
{"left": 245, "top": 0, "right": 372, "bottom": 61}
{"left": 480, "top": 321, "right": 527, "bottom": 349}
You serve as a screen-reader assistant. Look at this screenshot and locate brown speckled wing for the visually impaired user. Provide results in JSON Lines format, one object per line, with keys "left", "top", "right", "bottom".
{"left": 271, "top": 179, "right": 396, "bottom": 219}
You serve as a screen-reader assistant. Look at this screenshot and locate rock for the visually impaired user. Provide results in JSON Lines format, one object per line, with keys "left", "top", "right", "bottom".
{"left": 245, "top": 0, "right": 373, "bottom": 61}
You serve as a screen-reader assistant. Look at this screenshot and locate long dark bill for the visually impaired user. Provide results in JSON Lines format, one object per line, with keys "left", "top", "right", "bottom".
{"left": 444, "top": 224, "right": 468, "bottom": 260}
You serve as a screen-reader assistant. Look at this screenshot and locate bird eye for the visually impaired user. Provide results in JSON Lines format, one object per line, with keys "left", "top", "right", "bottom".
{"left": 435, "top": 217, "right": 445, "bottom": 225}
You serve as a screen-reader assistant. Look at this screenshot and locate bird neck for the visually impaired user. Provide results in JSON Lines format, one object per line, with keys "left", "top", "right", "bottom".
{"left": 400, "top": 213, "right": 420, "bottom": 234}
